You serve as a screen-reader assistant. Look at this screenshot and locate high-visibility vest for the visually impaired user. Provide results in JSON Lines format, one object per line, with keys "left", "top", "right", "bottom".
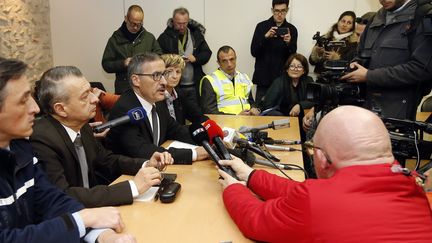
{"left": 200, "top": 70, "right": 252, "bottom": 115}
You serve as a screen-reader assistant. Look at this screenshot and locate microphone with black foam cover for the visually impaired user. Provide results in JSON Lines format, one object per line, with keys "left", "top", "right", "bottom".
{"left": 93, "top": 107, "right": 146, "bottom": 133}
{"left": 203, "top": 120, "right": 232, "bottom": 160}
{"left": 233, "top": 136, "right": 280, "bottom": 162}
{"left": 228, "top": 148, "right": 295, "bottom": 170}
{"left": 189, "top": 123, "right": 239, "bottom": 180}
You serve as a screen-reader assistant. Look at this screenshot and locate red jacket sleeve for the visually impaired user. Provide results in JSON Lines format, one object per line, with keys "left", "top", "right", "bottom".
{"left": 222, "top": 170, "right": 310, "bottom": 242}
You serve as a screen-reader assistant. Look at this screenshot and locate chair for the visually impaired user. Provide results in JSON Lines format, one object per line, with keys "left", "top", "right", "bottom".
{"left": 421, "top": 96, "right": 432, "bottom": 112}
{"left": 90, "top": 81, "right": 107, "bottom": 92}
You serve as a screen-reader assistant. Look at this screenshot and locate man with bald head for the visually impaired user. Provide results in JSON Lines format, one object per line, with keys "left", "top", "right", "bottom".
{"left": 102, "top": 4, "right": 163, "bottom": 94}
{"left": 217, "top": 106, "right": 432, "bottom": 242}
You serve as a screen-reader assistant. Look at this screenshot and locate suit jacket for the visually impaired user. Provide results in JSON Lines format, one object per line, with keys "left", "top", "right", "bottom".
{"left": 106, "top": 89, "right": 195, "bottom": 164}
{"left": 30, "top": 115, "right": 144, "bottom": 208}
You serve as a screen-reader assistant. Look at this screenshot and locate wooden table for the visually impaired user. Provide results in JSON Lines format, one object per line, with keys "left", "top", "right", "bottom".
{"left": 112, "top": 115, "right": 304, "bottom": 242}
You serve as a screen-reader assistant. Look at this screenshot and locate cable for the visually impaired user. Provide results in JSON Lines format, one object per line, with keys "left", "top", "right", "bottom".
{"left": 414, "top": 130, "right": 421, "bottom": 171}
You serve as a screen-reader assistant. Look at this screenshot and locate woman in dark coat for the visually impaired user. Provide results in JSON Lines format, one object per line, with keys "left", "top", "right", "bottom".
{"left": 261, "top": 53, "right": 314, "bottom": 117}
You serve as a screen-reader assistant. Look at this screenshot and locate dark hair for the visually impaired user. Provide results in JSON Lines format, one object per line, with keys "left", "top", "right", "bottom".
{"left": 127, "top": 5, "right": 144, "bottom": 17}
{"left": 0, "top": 57, "right": 27, "bottom": 107}
{"left": 173, "top": 7, "right": 189, "bottom": 18}
{"left": 355, "top": 12, "right": 376, "bottom": 25}
{"left": 331, "top": 10, "right": 356, "bottom": 33}
{"left": 284, "top": 53, "right": 309, "bottom": 76}
{"left": 216, "top": 45, "right": 236, "bottom": 62}
{"left": 128, "top": 53, "right": 162, "bottom": 85}
{"left": 272, "top": 0, "right": 290, "bottom": 8}
{"left": 38, "top": 66, "right": 83, "bottom": 114}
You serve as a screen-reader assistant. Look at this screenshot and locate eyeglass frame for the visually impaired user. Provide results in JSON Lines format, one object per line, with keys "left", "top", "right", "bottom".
{"left": 133, "top": 70, "right": 171, "bottom": 82}
{"left": 288, "top": 64, "right": 304, "bottom": 71}
{"left": 126, "top": 16, "right": 143, "bottom": 28}
{"left": 272, "top": 8, "right": 288, "bottom": 15}
{"left": 304, "top": 141, "right": 333, "bottom": 164}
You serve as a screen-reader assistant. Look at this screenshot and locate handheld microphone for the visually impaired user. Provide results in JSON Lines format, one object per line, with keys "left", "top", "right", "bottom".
{"left": 233, "top": 136, "right": 280, "bottom": 162}
{"left": 203, "top": 120, "right": 232, "bottom": 160}
{"left": 189, "top": 123, "right": 238, "bottom": 180}
{"left": 264, "top": 138, "right": 301, "bottom": 145}
{"left": 238, "top": 118, "right": 290, "bottom": 133}
{"left": 93, "top": 107, "right": 146, "bottom": 133}
{"left": 228, "top": 148, "right": 296, "bottom": 170}
{"left": 265, "top": 144, "right": 301, "bottom": 152}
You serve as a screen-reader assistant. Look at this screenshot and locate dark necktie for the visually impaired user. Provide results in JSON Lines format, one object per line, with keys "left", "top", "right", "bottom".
{"left": 151, "top": 105, "right": 159, "bottom": 145}
{"left": 73, "top": 134, "right": 89, "bottom": 188}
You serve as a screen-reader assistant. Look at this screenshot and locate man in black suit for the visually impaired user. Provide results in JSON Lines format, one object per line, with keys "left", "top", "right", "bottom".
{"left": 106, "top": 53, "right": 208, "bottom": 164}
{"left": 30, "top": 66, "right": 173, "bottom": 208}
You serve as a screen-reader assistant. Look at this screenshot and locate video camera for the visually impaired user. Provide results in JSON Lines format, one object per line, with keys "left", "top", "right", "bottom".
{"left": 312, "top": 31, "right": 346, "bottom": 51}
{"left": 306, "top": 60, "right": 365, "bottom": 111}
{"left": 381, "top": 117, "right": 432, "bottom": 173}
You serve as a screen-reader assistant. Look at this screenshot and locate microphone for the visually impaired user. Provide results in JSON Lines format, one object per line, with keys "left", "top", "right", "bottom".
{"left": 203, "top": 120, "right": 232, "bottom": 160}
{"left": 93, "top": 107, "right": 146, "bottom": 133}
{"left": 238, "top": 118, "right": 290, "bottom": 133}
{"left": 228, "top": 148, "right": 295, "bottom": 170}
{"left": 189, "top": 123, "right": 238, "bottom": 179}
{"left": 233, "top": 136, "right": 280, "bottom": 162}
{"left": 264, "top": 138, "right": 301, "bottom": 145}
{"left": 264, "top": 144, "right": 301, "bottom": 152}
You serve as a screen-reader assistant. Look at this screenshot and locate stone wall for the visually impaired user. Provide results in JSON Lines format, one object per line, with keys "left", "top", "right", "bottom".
{"left": 0, "top": 0, "right": 52, "bottom": 81}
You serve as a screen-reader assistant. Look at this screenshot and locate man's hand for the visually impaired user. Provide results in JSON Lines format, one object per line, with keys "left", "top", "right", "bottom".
{"left": 132, "top": 167, "right": 161, "bottom": 194}
{"left": 195, "top": 146, "right": 209, "bottom": 161}
{"left": 97, "top": 229, "right": 136, "bottom": 243}
{"left": 124, "top": 57, "right": 132, "bottom": 67}
{"left": 78, "top": 207, "right": 124, "bottom": 233}
{"left": 424, "top": 168, "right": 432, "bottom": 191}
{"left": 89, "top": 121, "right": 110, "bottom": 138}
{"left": 92, "top": 87, "right": 106, "bottom": 98}
{"left": 289, "top": 104, "right": 301, "bottom": 116}
{"left": 265, "top": 27, "right": 278, "bottom": 38}
{"left": 218, "top": 169, "right": 245, "bottom": 189}
{"left": 184, "top": 54, "right": 196, "bottom": 63}
{"left": 341, "top": 62, "right": 368, "bottom": 83}
{"left": 249, "top": 107, "right": 261, "bottom": 116}
{"left": 146, "top": 151, "right": 173, "bottom": 171}
{"left": 219, "top": 156, "right": 254, "bottom": 182}
{"left": 283, "top": 33, "right": 291, "bottom": 44}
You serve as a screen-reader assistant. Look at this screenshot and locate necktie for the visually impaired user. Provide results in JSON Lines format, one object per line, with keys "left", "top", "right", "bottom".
{"left": 73, "top": 134, "right": 90, "bottom": 188}
{"left": 151, "top": 105, "right": 159, "bottom": 145}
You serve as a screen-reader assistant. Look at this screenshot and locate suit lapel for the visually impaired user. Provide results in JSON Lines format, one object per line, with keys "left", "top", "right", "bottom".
{"left": 126, "top": 90, "right": 155, "bottom": 143}
{"left": 46, "top": 115, "right": 80, "bottom": 163}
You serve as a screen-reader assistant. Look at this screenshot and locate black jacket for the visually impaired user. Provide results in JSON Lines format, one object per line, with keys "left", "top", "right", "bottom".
{"left": 261, "top": 73, "right": 314, "bottom": 115}
{"left": 157, "top": 19, "right": 212, "bottom": 87}
{"left": 106, "top": 89, "right": 196, "bottom": 164}
{"left": 251, "top": 17, "right": 298, "bottom": 88}
{"left": 164, "top": 88, "right": 208, "bottom": 125}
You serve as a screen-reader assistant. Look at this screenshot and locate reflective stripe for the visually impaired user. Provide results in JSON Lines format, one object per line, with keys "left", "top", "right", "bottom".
{"left": 0, "top": 178, "right": 35, "bottom": 206}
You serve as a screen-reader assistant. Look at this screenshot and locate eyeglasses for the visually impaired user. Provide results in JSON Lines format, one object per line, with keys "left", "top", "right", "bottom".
{"left": 304, "top": 140, "right": 333, "bottom": 164}
{"left": 289, "top": 64, "right": 304, "bottom": 71}
{"left": 272, "top": 8, "right": 288, "bottom": 15}
{"left": 126, "top": 17, "right": 143, "bottom": 28}
{"left": 134, "top": 70, "right": 171, "bottom": 82}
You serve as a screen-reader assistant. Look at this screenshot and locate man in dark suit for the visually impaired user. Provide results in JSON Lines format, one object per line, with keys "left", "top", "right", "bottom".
{"left": 106, "top": 53, "right": 208, "bottom": 164}
{"left": 30, "top": 66, "right": 173, "bottom": 208}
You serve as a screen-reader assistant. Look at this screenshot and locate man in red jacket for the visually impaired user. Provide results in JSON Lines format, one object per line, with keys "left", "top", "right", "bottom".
{"left": 218, "top": 105, "right": 432, "bottom": 242}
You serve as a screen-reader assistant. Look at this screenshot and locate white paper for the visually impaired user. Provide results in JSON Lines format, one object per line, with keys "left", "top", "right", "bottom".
{"left": 167, "top": 140, "right": 198, "bottom": 150}
{"left": 134, "top": 186, "right": 159, "bottom": 202}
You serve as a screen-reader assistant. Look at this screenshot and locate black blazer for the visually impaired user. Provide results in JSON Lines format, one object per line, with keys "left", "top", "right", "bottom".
{"left": 30, "top": 115, "right": 144, "bottom": 208}
{"left": 106, "top": 89, "right": 195, "bottom": 164}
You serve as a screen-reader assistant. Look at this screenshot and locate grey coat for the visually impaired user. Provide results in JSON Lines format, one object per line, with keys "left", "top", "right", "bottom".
{"left": 357, "top": 0, "right": 432, "bottom": 119}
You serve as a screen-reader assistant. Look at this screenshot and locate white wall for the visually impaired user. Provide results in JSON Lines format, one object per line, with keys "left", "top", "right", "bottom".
{"left": 50, "top": 0, "right": 381, "bottom": 92}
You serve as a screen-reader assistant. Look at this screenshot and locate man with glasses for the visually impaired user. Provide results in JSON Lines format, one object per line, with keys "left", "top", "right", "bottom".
{"left": 30, "top": 65, "right": 173, "bottom": 208}
{"left": 251, "top": 0, "right": 298, "bottom": 104}
{"left": 158, "top": 7, "right": 212, "bottom": 111}
{"left": 217, "top": 105, "right": 432, "bottom": 242}
{"left": 106, "top": 53, "right": 208, "bottom": 164}
{"left": 102, "top": 5, "right": 162, "bottom": 94}
{"left": 199, "top": 46, "right": 260, "bottom": 115}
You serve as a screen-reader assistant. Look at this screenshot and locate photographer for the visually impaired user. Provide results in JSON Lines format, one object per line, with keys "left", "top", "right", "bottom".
{"left": 309, "top": 11, "right": 358, "bottom": 75}
{"left": 341, "top": 0, "right": 432, "bottom": 120}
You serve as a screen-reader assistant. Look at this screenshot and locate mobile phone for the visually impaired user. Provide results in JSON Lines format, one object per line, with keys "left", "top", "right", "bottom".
{"left": 276, "top": 27, "right": 289, "bottom": 36}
